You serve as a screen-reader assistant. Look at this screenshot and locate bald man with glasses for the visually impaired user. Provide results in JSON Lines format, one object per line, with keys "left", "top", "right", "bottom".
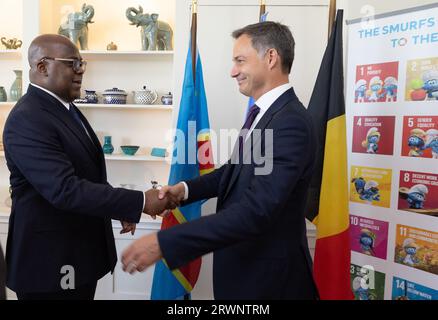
{"left": 2, "top": 34, "right": 173, "bottom": 300}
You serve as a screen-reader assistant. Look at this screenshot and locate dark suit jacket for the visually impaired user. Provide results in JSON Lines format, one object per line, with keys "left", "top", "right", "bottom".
{"left": 0, "top": 244, "right": 5, "bottom": 299}
{"left": 158, "top": 88, "right": 319, "bottom": 299}
{"left": 3, "top": 85, "right": 143, "bottom": 293}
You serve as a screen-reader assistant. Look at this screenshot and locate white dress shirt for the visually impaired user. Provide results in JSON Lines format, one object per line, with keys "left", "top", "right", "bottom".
{"left": 245, "top": 82, "right": 293, "bottom": 141}
{"left": 182, "top": 82, "right": 293, "bottom": 200}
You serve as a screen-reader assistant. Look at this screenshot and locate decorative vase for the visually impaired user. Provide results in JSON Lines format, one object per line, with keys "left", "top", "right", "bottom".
{"left": 10, "top": 70, "right": 22, "bottom": 101}
{"left": 85, "top": 90, "right": 98, "bottom": 103}
{"left": 0, "top": 86, "right": 7, "bottom": 102}
{"left": 102, "top": 136, "right": 114, "bottom": 154}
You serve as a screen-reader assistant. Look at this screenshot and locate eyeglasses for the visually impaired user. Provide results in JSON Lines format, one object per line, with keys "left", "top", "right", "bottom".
{"left": 41, "top": 57, "right": 87, "bottom": 73}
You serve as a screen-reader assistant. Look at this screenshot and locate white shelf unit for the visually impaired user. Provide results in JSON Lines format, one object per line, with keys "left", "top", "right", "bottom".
{"left": 80, "top": 50, "right": 174, "bottom": 56}
{"left": 0, "top": 102, "right": 15, "bottom": 108}
{"left": 105, "top": 154, "right": 169, "bottom": 162}
{"left": 0, "top": 50, "right": 22, "bottom": 59}
{"left": 76, "top": 103, "right": 173, "bottom": 110}
{"left": 0, "top": 0, "right": 178, "bottom": 300}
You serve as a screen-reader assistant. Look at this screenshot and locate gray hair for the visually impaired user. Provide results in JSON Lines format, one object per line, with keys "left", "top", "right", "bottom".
{"left": 232, "top": 21, "right": 295, "bottom": 74}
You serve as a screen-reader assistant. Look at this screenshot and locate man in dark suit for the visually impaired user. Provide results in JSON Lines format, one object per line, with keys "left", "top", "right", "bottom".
{"left": 122, "top": 22, "right": 318, "bottom": 299}
{"left": 3, "top": 34, "right": 172, "bottom": 300}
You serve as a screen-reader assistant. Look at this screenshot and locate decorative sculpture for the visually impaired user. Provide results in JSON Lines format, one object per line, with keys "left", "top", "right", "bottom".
{"left": 1, "top": 37, "right": 22, "bottom": 50}
{"left": 58, "top": 3, "right": 94, "bottom": 50}
{"left": 126, "top": 6, "right": 173, "bottom": 51}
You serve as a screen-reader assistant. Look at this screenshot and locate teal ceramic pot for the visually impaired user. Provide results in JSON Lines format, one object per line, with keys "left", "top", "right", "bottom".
{"left": 120, "top": 145, "right": 139, "bottom": 156}
{"left": 10, "top": 70, "right": 22, "bottom": 101}
{"left": 102, "top": 136, "right": 114, "bottom": 154}
{"left": 0, "top": 86, "right": 7, "bottom": 102}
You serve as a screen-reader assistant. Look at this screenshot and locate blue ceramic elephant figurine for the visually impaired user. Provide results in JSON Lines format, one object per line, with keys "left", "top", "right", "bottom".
{"left": 58, "top": 3, "right": 94, "bottom": 50}
{"left": 126, "top": 6, "right": 173, "bottom": 51}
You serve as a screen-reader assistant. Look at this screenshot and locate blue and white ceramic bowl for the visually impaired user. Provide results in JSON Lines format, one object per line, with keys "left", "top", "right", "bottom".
{"left": 102, "top": 87, "right": 127, "bottom": 104}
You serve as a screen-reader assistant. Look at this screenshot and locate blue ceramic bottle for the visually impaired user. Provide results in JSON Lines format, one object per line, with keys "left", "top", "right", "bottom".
{"left": 102, "top": 136, "right": 114, "bottom": 154}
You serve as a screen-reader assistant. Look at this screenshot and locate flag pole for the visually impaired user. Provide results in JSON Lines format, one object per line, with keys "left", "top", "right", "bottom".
{"left": 328, "top": 0, "right": 336, "bottom": 38}
{"left": 259, "top": 0, "right": 266, "bottom": 21}
{"left": 191, "top": 0, "right": 198, "bottom": 83}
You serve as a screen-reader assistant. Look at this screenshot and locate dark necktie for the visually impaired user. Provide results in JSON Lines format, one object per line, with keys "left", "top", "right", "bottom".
{"left": 239, "top": 104, "right": 260, "bottom": 155}
{"left": 69, "top": 103, "right": 90, "bottom": 139}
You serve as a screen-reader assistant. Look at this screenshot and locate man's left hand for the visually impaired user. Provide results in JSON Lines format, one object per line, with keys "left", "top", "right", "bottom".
{"left": 121, "top": 233, "right": 162, "bottom": 274}
{"left": 120, "top": 221, "right": 136, "bottom": 235}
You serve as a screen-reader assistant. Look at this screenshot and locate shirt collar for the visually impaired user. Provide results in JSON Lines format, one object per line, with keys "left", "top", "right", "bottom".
{"left": 254, "top": 82, "right": 293, "bottom": 112}
{"left": 30, "top": 83, "right": 70, "bottom": 110}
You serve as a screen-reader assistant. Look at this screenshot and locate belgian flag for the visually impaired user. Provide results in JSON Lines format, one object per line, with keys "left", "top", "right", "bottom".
{"left": 306, "top": 10, "right": 353, "bottom": 300}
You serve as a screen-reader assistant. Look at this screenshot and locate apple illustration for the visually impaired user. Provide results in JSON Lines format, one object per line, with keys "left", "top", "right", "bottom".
{"left": 410, "top": 78, "right": 427, "bottom": 101}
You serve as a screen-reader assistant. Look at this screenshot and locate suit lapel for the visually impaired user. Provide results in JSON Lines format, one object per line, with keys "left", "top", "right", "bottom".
{"left": 30, "top": 86, "right": 101, "bottom": 166}
{"left": 74, "top": 105, "right": 107, "bottom": 177}
{"left": 222, "top": 88, "right": 298, "bottom": 200}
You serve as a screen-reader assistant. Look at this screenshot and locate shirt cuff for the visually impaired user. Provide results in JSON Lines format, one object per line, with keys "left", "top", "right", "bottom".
{"left": 182, "top": 182, "right": 189, "bottom": 201}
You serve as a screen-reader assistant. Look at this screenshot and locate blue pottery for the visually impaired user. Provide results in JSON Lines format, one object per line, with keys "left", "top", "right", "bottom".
{"left": 102, "top": 136, "right": 114, "bottom": 154}
{"left": 120, "top": 145, "right": 139, "bottom": 156}
{"left": 85, "top": 90, "right": 98, "bottom": 103}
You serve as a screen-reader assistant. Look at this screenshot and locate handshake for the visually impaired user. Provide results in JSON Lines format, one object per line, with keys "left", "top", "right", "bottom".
{"left": 120, "top": 182, "right": 186, "bottom": 235}
{"left": 142, "top": 182, "right": 186, "bottom": 219}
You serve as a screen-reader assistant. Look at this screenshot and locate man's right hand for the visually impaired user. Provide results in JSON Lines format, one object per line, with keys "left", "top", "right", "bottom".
{"left": 158, "top": 183, "right": 185, "bottom": 205}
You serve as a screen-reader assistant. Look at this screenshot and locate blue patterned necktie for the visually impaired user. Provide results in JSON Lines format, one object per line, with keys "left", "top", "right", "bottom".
{"left": 239, "top": 104, "right": 260, "bottom": 155}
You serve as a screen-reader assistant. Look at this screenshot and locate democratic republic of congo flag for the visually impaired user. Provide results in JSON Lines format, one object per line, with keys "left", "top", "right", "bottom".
{"left": 151, "top": 3, "right": 214, "bottom": 300}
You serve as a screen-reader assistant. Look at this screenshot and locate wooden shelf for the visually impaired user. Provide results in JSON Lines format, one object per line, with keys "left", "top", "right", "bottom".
{"left": 104, "top": 154, "right": 169, "bottom": 162}
{"left": 76, "top": 103, "right": 173, "bottom": 110}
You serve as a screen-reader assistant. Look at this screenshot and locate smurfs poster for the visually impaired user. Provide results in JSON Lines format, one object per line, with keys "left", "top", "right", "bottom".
{"left": 346, "top": 2, "right": 438, "bottom": 299}
{"left": 392, "top": 277, "right": 438, "bottom": 300}
{"left": 401, "top": 116, "right": 438, "bottom": 158}
{"left": 405, "top": 57, "right": 438, "bottom": 101}
{"left": 394, "top": 224, "right": 438, "bottom": 275}
{"left": 350, "top": 214, "right": 389, "bottom": 259}
{"left": 354, "top": 62, "right": 399, "bottom": 103}
{"left": 350, "top": 166, "right": 392, "bottom": 208}
{"left": 398, "top": 170, "right": 438, "bottom": 216}
{"left": 352, "top": 116, "right": 395, "bottom": 155}
{"left": 350, "top": 263, "right": 385, "bottom": 300}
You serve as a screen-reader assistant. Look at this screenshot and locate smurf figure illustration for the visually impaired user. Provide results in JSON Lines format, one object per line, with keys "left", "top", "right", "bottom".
{"left": 352, "top": 178, "right": 380, "bottom": 203}
{"left": 383, "top": 76, "right": 398, "bottom": 102}
{"left": 361, "top": 127, "right": 380, "bottom": 154}
{"left": 355, "top": 79, "right": 367, "bottom": 103}
{"left": 407, "top": 184, "right": 428, "bottom": 209}
{"left": 359, "top": 228, "right": 376, "bottom": 256}
{"left": 402, "top": 238, "right": 419, "bottom": 266}
{"left": 422, "top": 69, "right": 438, "bottom": 100}
{"left": 352, "top": 276, "right": 375, "bottom": 300}
{"left": 352, "top": 177, "right": 366, "bottom": 195}
{"left": 366, "top": 76, "right": 384, "bottom": 102}
{"left": 407, "top": 128, "right": 426, "bottom": 157}
{"left": 361, "top": 180, "right": 380, "bottom": 202}
{"left": 425, "top": 129, "right": 438, "bottom": 159}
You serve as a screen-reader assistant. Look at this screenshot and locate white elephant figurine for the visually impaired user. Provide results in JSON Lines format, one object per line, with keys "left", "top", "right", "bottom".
{"left": 58, "top": 3, "right": 94, "bottom": 50}
{"left": 126, "top": 6, "right": 173, "bottom": 51}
